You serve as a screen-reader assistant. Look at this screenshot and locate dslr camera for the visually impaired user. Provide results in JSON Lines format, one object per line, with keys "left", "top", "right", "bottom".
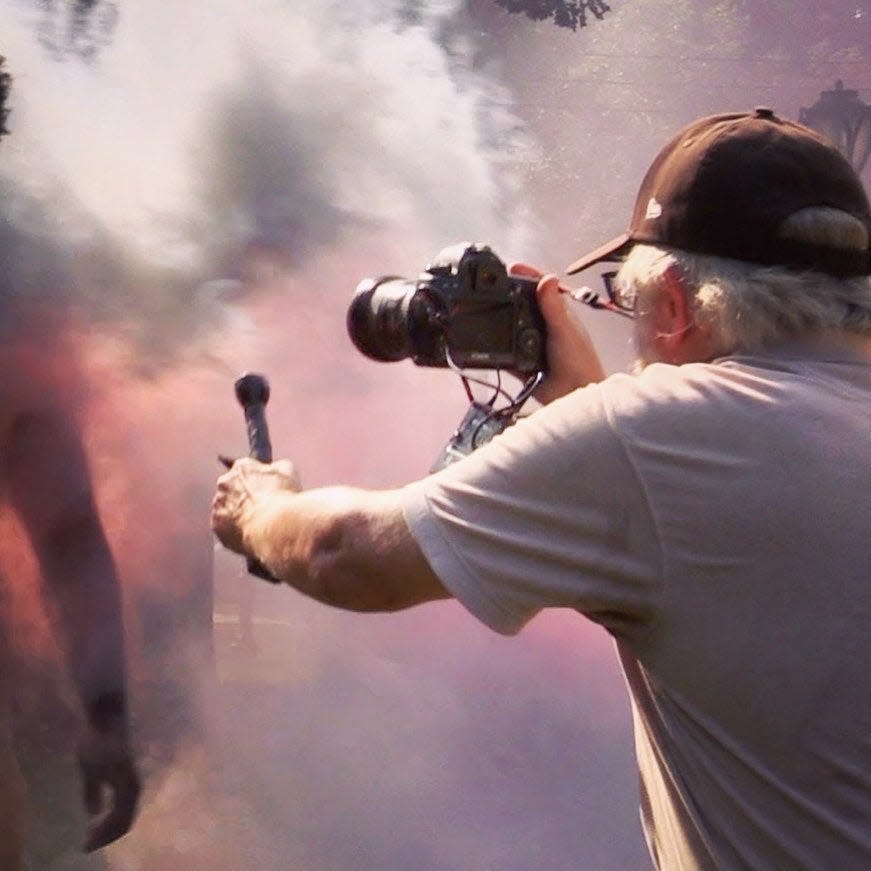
{"left": 347, "top": 243, "right": 547, "bottom": 373}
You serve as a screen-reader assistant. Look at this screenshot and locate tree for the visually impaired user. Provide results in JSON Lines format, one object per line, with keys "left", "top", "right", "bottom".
{"left": 38, "top": 0, "right": 119, "bottom": 61}
{"left": 492, "top": 0, "right": 611, "bottom": 31}
{"left": 0, "top": 56, "right": 10, "bottom": 138}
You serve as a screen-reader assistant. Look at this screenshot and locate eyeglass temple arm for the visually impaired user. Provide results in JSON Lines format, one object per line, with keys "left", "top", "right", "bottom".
{"left": 562, "top": 287, "right": 634, "bottom": 319}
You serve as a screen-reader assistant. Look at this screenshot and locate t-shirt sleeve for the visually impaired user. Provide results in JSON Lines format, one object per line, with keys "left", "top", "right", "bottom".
{"left": 401, "top": 381, "right": 663, "bottom": 637}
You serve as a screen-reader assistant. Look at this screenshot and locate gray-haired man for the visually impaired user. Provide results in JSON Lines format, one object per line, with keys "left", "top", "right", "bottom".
{"left": 213, "top": 109, "right": 871, "bottom": 869}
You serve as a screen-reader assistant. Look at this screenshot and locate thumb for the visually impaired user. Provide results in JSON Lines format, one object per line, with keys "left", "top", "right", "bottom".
{"left": 271, "top": 458, "right": 302, "bottom": 490}
{"left": 536, "top": 274, "right": 571, "bottom": 331}
{"left": 508, "top": 261, "right": 544, "bottom": 279}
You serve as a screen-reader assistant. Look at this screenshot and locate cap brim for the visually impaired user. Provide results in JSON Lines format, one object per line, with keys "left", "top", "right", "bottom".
{"left": 565, "top": 232, "right": 633, "bottom": 275}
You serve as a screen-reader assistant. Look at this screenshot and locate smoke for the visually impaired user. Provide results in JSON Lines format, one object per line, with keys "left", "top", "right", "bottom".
{"left": 1, "top": 0, "right": 535, "bottom": 371}
{"left": 10, "top": 1, "right": 866, "bottom": 868}
{"left": 1, "top": 2, "right": 643, "bottom": 869}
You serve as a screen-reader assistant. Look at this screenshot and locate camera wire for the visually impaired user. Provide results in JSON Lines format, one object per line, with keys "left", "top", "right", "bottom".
{"left": 445, "top": 349, "right": 516, "bottom": 407}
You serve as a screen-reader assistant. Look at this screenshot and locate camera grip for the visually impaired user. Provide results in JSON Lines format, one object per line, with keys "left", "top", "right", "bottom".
{"left": 234, "top": 373, "right": 280, "bottom": 584}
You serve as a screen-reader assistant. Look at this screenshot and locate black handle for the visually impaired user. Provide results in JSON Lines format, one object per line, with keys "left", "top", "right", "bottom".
{"left": 234, "top": 373, "right": 280, "bottom": 583}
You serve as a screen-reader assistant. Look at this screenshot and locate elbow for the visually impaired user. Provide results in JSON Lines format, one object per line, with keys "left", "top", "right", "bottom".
{"left": 307, "top": 556, "right": 399, "bottom": 615}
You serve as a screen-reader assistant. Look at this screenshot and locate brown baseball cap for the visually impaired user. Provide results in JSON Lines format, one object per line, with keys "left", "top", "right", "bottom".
{"left": 565, "top": 107, "right": 871, "bottom": 277}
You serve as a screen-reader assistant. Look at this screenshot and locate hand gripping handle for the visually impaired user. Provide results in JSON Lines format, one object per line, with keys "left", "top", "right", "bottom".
{"left": 234, "top": 373, "right": 280, "bottom": 583}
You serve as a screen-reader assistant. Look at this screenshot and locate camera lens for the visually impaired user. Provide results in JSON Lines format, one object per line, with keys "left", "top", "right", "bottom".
{"left": 347, "top": 277, "right": 416, "bottom": 362}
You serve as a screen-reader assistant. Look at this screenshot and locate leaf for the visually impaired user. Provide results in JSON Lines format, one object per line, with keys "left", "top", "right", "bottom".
{"left": 491, "top": 0, "right": 612, "bottom": 31}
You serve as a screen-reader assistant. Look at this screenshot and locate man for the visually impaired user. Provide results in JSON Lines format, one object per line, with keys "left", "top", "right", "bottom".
{"left": 211, "top": 109, "right": 871, "bottom": 868}
{"left": 0, "top": 342, "right": 142, "bottom": 866}
{"left": 0, "top": 71, "right": 139, "bottom": 867}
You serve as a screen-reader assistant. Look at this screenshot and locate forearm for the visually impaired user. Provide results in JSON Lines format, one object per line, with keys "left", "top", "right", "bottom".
{"left": 38, "top": 517, "right": 129, "bottom": 728}
{"left": 4, "top": 409, "right": 130, "bottom": 730}
{"left": 241, "top": 486, "right": 447, "bottom": 612}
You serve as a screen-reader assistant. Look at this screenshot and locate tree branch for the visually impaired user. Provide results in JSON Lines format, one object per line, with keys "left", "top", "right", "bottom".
{"left": 492, "top": 0, "right": 612, "bottom": 31}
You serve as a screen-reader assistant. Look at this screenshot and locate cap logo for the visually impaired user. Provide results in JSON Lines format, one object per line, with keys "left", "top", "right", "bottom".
{"left": 644, "top": 197, "right": 663, "bottom": 220}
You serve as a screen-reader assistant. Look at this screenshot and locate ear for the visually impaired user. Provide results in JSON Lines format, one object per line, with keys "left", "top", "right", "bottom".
{"left": 648, "top": 265, "right": 695, "bottom": 363}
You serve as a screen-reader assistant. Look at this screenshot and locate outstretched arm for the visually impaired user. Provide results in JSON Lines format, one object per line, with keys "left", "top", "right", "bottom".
{"left": 211, "top": 458, "right": 450, "bottom": 612}
{"left": 4, "top": 410, "right": 140, "bottom": 852}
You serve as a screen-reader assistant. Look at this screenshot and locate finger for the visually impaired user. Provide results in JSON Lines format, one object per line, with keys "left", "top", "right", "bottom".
{"left": 84, "top": 809, "right": 130, "bottom": 853}
{"left": 210, "top": 493, "right": 226, "bottom": 518}
{"left": 535, "top": 274, "right": 571, "bottom": 327}
{"left": 215, "top": 456, "right": 260, "bottom": 488}
{"left": 508, "top": 261, "right": 544, "bottom": 278}
{"left": 83, "top": 769, "right": 140, "bottom": 853}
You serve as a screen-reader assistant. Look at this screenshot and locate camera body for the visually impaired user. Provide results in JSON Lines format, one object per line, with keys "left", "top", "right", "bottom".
{"left": 348, "top": 243, "right": 547, "bottom": 373}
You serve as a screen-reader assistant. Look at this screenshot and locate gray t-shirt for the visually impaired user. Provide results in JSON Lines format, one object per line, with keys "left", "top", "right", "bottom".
{"left": 402, "top": 344, "right": 871, "bottom": 870}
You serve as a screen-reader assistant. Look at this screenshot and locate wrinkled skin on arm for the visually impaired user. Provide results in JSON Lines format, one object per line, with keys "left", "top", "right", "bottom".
{"left": 3, "top": 408, "right": 140, "bottom": 852}
{"left": 211, "top": 458, "right": 450, "bottom": 613}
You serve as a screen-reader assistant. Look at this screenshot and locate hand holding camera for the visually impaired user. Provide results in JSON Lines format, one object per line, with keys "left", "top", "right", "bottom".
{"left": 508, "top": 263, "right": 606, "bottom": 405}
{"left": 347, "top": 243, "right": 606, "bottom": 467}
{"left": 348, "top": 243, "right": 548, "bottom": 467}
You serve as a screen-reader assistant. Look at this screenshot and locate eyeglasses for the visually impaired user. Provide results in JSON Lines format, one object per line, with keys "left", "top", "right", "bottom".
{"left": 571, "top": 271, "right": 636, "bottom": 319}
{"left": 602, "top": 271, "right": 638, "bottom": 315}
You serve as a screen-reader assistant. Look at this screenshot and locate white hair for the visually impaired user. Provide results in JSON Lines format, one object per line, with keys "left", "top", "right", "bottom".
{"left": 618, "top": 207, "right": 871, "bottom": 354}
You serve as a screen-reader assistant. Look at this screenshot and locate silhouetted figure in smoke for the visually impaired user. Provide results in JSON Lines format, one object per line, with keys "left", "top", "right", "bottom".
{"left": 492, "top": 0, "right": 610, "bottom": 30}
{"left": 0, "top": 71, "right": 139, "bottom": 868}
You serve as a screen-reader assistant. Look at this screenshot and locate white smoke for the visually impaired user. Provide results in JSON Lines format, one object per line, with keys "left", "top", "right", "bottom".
{"left": 2, "top": 4, "right": 647, "bottom": 869}
{"left": 2, "top": 0, "right": 535, "bottom": 272}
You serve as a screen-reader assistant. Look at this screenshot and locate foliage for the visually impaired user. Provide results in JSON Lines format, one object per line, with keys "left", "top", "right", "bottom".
{"left": 492, "top": 0, "right": 611, "bottom": 31}
{"left": 38, "top": 0, "right": 119, "bottom": 61}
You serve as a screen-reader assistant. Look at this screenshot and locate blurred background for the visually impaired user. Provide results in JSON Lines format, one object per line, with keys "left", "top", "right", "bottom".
{"left": 0, "top": 1, "right": 868, "bottom": 868}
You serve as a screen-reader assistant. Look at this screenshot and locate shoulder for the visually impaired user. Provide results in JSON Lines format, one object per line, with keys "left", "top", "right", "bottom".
{"left": 599, "top": 361, "right": 731, "bottom": 410}
{"left": 595, "top": 358, "right": 775, "bottom": 429}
